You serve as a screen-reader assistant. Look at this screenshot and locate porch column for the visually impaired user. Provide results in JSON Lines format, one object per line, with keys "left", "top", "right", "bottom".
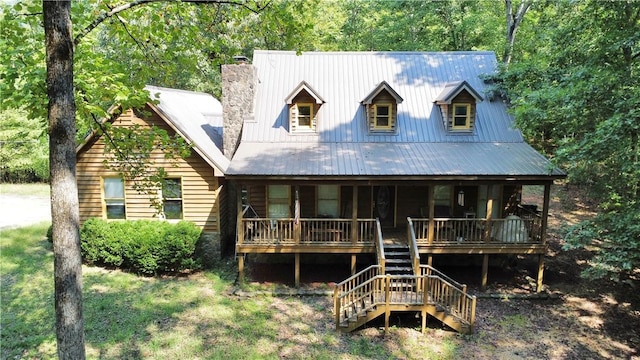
{"left": 351, "top": 186, "right": 358, "bottom": 275}
{"left": 236, "top": 183, "right": 245, "bottom": 283}
{"left": 482, "top": 185, "right": 494, "bottom": 291}
{"left": 294, "top": 186, "right": 301, "bottom": 244}
{"left": 427, "top": 185, "right": 435, "bottom": 267}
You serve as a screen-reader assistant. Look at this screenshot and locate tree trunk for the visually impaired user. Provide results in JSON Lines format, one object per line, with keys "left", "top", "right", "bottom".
{"left": 43, "top": 1, "right": 86, "bottom": 359}
{"left": 503, "top": 0, "right": 533, "bottom": 65}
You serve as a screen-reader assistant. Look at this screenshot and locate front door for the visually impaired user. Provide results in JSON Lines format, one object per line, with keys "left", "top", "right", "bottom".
{"left": 373, "top": 186, "right": 395, "bottom": 228}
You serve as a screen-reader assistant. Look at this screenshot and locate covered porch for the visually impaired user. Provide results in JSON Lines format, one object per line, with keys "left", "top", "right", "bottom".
{"left": 234, "top": 180, "right": 552, "bottom": 290}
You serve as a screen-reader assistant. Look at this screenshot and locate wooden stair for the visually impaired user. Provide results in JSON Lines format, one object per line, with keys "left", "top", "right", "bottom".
{"left": 334, "top": 266, "right": 476, "bottom": 335}
{"left": 384, "top": 244, "right": 413, "bottom": 276}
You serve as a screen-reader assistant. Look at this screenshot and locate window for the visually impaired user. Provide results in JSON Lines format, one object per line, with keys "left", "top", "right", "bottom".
{"left": 452, "top": 104, "right": 471, "bottom": 130}
{"left": 374, "top": 104, "right": 392, "bottom": 129}
{"left": 296, "top": 103, "right": 313, "bottom": 128}
{"left": 317, "top": 185, "right": 339, "bottom": 217}
{"left": 162, "top": 178, "right": 183, "bottom": 219}
{"left": 103, "top": 177, "right": 126, "bottom": 219}
{"left": 268, "top": 185, "right": 290, "bottom": 218}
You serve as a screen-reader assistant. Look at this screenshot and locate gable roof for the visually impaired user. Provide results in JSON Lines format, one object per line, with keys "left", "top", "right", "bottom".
{"left": 146, "top": 86, "right": 229, "bottom": 174}
{"left": 285, "top": 81, "right": 325, "bottom": 105}
{"left": 77, "top": 86, "right": 229, "bottom": 174}
{"left": 434, "top": 80, "right": 483, "bottom": 104}
{"left": 361, "top": 81, "right": 404, "bottom": 105}
{"left": 227, "top": 50, "right": 564, "bottom": 179}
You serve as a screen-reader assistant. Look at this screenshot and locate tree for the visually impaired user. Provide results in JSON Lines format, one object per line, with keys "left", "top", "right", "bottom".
{"left": 501, "top": 0, "right": 640, "bottom": 280}
{"left": 503, "top": 0, "right": 533, "bottom": 65}
{"left": 43, "top": 2, "right": 85, "bottom": 359}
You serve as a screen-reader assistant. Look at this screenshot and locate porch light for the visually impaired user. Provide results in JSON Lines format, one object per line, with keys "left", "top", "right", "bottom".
{"left": 457, "top": 190, "right": 465, "bottom": 207}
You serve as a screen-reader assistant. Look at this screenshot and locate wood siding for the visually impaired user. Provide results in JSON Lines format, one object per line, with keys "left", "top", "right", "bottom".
{"left": 76, "top": 107, "right": 223, "bottom": 233}
{"left": 441, "top": 90, "right": 477, "bottom": 133}
{"left": 289, "top": 92, "right": 319, "bottom": 133}
{"left": 367, "top": 92, "right": 398, "bottom": 133}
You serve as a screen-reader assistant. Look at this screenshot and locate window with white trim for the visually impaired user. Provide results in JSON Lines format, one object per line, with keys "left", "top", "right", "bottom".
{"left": 103, "top": 177, "right": 126, "bottom": 219}
{"left": 162, "top": 178, "right": 183, "bottom": 219}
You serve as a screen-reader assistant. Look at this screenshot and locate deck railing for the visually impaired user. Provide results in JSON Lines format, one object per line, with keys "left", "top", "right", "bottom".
{"left": 411, "top": 216, "right": 543, "bottom": 244}
{"left": 334, "top": 264, "right": 476, "bottom": 333}
{"left": 374, "top": 219, "right": 386, "bottom": 273}
{"left": 240, "top": 218, "right": 376, "bottom": 245}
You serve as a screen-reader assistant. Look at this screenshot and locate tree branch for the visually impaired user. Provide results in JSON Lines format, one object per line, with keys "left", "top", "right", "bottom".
{"left": 74, "top": 0, "right": 268, "bottom": 47}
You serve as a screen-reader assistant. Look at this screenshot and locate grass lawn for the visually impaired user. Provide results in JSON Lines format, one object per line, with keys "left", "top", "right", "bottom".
{"left": 0, "top": 183, "right": 50, "bottom": 197}
{"left": 1, "top": 224, "right": 461, "bottom": 359}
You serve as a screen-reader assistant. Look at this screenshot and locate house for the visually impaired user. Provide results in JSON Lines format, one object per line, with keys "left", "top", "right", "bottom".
{"left": 76, "top": 86, "right": 231, "bottom": 248}
{"left": 223, "top": 50, "right": 565, "bottom": 296}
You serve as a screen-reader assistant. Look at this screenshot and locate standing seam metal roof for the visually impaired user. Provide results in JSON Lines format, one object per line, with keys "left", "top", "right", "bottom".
{"left": 227, "top": 51, "right": 563, "bottom": 178}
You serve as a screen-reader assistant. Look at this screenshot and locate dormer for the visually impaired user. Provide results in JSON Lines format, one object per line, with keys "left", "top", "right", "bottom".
{"left": 361, "top": 81, "right": 403, "bottom": 134}
{"left": 435, "top": 81, "right": 483, "bottom": 133}
{"left": 285, "top": 81, "right": 325, "bottom": 133}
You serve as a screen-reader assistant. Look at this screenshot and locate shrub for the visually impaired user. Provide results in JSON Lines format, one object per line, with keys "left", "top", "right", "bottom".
{"left": 80, "top": 218, "right": 202, "bottom": 275}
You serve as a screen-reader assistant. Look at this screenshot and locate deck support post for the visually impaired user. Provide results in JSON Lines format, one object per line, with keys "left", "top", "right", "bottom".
{"left": 238, "top": 254, "right": 245, "bottom": 283}
{"left": 427, "top": 255, "right": 433, "bottom": 267}
{"left": 352, "top": 185, "right": 358, "bottom": 244}
{"left": 236, "top": 182, "right": 245, "bottom": 283}
{"left": 536, "top": 254, "right": 545, "bottom": 293}
{"left": 481, "top": 254, "right": 489, "bottom": 291}
{"left": 351, "top": 255, "right": 357, "bottom": 275}
{"left": 294, "top": 253, "right": 300, "bottom": 287}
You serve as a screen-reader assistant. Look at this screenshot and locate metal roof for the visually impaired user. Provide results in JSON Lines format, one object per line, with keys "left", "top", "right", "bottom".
{"left": 228, "top": 142, "right": 565, "bottom": 178}
{"left": 146, "top": 85, "right": 229, "bottom": 173}
{"left": 227, "top": 51, "right": 563, "bottom": 178}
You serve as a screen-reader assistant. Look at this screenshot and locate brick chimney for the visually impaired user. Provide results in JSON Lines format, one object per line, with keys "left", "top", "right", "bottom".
{"left": 221, "top": 59, "right": 256, "bottom": 160}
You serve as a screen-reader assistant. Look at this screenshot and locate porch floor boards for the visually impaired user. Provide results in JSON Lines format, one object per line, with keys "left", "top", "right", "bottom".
{"left": 381, "top": 229, "right": 407, "bottom": 245}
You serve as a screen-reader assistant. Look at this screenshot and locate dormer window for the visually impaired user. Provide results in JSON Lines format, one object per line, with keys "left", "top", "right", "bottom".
{"left": 452, "top": 103, "right": 471, "bottom": 130}
{"left": 374, "top": 103, "right": 392, "bottom": 129}
{"left": 362, "top": 81, "right": 403, "bottom": 134}
{"left": 296, "top": 103, "right": 313, "bottom": 129}
{"left": 285, "top": 81, "right": 325, "bottom": 133}
{"left": 435, "top": 81, "right": 483, "bottom": 134}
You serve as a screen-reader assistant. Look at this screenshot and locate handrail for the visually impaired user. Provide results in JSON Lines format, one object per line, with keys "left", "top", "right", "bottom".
{"left": 334, "top": 265, "right": 476, "bottom": 332}
{"left": 425, "top": 275, "right": 476, "bottom": 326}
{"left": 420, "top": 265, "right": 465, "bottom": 291}
{"left": 406, "top": 217, "right": 421, "bottom": 276}
{"left": 374, "top": 218, "right": 385, "bottom": 273}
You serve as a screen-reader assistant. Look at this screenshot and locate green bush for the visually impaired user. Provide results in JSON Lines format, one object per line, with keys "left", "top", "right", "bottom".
{"left": 80, "top": 218, "right": 202, "bottom": 275}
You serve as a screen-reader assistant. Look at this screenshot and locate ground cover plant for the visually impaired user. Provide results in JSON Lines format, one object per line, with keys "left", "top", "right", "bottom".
{"left": 1, "top": 185, "right": 638, "bottom": 359}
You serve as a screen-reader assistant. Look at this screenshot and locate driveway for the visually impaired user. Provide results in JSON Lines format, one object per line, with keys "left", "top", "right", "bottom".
{"left": 0, "top": 194, "right": 51, "bottom": 230}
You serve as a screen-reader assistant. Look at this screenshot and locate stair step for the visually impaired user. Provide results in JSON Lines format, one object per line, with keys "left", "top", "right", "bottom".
{"left": 385, "top": 266, "right": 413, "bottom": 272}
{"left": 386, "top": 258, "right": 411, "bottom": 264}
{"left": 385, "top": 252, "right": 411, "bottom": 257}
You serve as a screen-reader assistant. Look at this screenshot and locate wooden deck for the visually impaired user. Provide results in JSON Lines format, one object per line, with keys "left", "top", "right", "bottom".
{"left": 237, "top": 216, "right": 545, "bottom": 255}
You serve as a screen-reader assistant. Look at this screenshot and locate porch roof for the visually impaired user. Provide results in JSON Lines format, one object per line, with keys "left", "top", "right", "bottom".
{"left": 226, "top": 141, "right": 565, "bottom": 179}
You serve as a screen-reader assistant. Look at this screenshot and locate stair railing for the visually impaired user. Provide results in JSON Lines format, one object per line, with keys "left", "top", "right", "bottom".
{"left": 421, "top": 265, "right": 476, "bottom": 330}
{"left": 334, "top": 265, "right": 383, "bottom": 328}
{"left": 374, "top": 219, "right": 385, "bottom": 273}
{"left": 406, "top": 217, "right": 421, "bottom": 277}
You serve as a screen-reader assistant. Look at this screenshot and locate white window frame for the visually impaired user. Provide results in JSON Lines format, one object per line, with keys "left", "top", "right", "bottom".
{"left": 102, "top": 176, "right": 126, "bottom": 220}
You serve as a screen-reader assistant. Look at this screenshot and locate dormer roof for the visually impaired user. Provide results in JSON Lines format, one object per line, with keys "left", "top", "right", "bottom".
{"left": 435, "top": 80, "right": 483, "bottom": 104}
{"left": 285, "top": 81, "right": 325, "bottom": 105}
{"left": 361, "top": 81, "right": 404, "bottom": 105}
